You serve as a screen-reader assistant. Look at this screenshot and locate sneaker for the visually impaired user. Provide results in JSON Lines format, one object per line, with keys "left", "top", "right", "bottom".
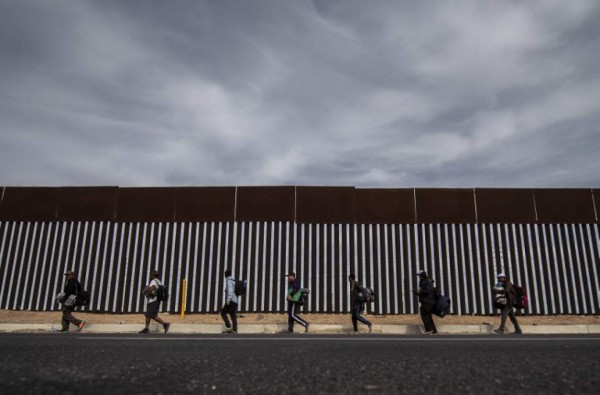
{"left": 139, "top": 328, "right": 150, "bottom": 334}
{"left": 368, "top": 323, "right": 373, "bottom": 333}
{"left": 222, "top": 328, "right": 233, "bottom": 334}
{"left": 513, "top": 330, "right": 523, "bottom": 335}
{"left": 305, "top": 323, "right": 310, "bottom": 333}
{"left": 424, "top": 330, "right": 434, "bottom": 335}
{"left": 493, "top": 328, "right": 505, "bottom": 334}
{"left": 163, "top": 323, "right": 170, "bottom": 334}
{"left": 77, "top": 321, "right": 86, "bottom": 332}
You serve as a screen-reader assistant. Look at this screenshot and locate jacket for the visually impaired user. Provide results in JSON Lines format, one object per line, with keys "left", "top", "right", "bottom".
{"left": 502, "top": 280, "right": 516, "bottom": 308}
{"left": 288, "top": 280, "right": 302, "bottom": 302}
{"left": 64, "top": 279, "right": 81, "bottom": 297}
{"left": 350, "top": 281, "right": 364, "bottom": 309}
{"left": 225, "top": 276, "right": 238, "bottom": 304}
{"left": 418, "top": 277, "right": 435, "bottom": 306}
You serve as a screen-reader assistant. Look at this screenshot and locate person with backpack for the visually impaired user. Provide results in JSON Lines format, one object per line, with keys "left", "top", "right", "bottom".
{"left": 286, "top": 272, "right": 309, "bottom": 333}
{"left": 493, "top": 273, "right": 523, "bottom": 335}
{"left": 220, "top": 269, "right": 238, "bottom": 334}
{"left": 415, "top": 270, "right": 437, "bottom": 334}
{"left": 139, "top": 270, "right": 170, "bottom": 334}
{"left": 58, "top": 271, "right": 85, "bottom": 332}
{"left": 349, "top": 274, "right": 372, "bottom": 333}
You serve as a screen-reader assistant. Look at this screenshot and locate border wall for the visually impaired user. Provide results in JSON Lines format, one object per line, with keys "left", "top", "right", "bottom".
{"left": 0, "top": 186, "right": 598, "bottom": 315}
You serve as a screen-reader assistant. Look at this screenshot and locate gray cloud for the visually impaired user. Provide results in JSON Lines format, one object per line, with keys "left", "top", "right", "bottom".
{"left": 0, "top": 0, "right": 599, "bottom": 187}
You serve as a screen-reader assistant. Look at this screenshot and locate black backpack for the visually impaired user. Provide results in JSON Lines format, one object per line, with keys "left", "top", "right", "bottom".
{"left": 513, "top": 285, "right": 528, "bottom": 310}
{"left": 156, "top": 284, "right": 169, "bottom": 303}
{"left": 76, "top": 290, "right": 91, "bottom": 306}
{"left": 297, "top": 288, "right": 310, "bottom": 306}
{"left": 234, "top": 279, "right": 247, "bottom": 296}
{"left": 358, "top": 287, "right": 375, "bottom": 303}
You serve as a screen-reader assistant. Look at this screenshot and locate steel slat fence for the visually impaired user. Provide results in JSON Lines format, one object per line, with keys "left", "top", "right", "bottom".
{"left": 0, "top": 221, "right": 599, "bottom": 315}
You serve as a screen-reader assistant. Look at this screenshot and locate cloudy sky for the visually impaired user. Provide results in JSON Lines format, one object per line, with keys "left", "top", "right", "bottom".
{"left": 1, "top": 0, "right": 599, "bottom": 188}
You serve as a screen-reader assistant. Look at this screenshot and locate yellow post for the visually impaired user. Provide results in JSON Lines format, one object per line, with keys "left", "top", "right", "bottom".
{"left": 180, "top": 278, "right": 187, "bottom": 319}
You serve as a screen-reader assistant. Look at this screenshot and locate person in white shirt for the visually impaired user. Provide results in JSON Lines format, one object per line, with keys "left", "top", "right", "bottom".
{"left": 221, "top": 269, "right": 238, "bottom": 334}
{"left": 139, "top": 270, "right": 170, "bottom": 334}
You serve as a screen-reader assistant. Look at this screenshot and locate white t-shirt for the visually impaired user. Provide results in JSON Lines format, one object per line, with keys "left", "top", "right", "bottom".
{"left": 146, "top": 279, "right": 161, "bottom": 303}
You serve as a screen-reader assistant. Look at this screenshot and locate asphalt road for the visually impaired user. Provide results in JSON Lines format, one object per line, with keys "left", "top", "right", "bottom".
{"left": 1, "top": 333, "right": 599, "bottom": 394}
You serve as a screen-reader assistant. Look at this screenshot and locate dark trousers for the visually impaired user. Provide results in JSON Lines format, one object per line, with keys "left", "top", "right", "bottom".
{"left": 221, "top": 302, "right": 238, "bottom": 332}
{"left": 61, "top": 305, "right": 82, "bottom": 330}
{"left": 351, "top": 303, "right": 371, "bottom": 331}
{"left": 288, "top": 301, "right": 307, "bottom": 332}
{"left": 420, "top": 304, "right": 437, "bottom": 333}
{"left": 500, "top": 305, "right": 522, "bottom": 332}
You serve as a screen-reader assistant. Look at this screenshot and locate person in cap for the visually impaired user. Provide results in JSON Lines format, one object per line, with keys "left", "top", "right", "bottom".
{"left": 59, "top": 271, "right": 85, "bottom": 332}
{"left": 348, "top": 274, "right": 372, "bottom": 333}
{"left": 493, "top": 273, "right": 522, "bottom": 334}
{"left": 221, "top": 269, "right": 238, "bottom": 334}
{"left": 415, "top": 270, "right": 437, "bottom": 334}
{"left": 139, "top": 270, "right": 170, "bottom": 334}
{"left": 286, "top": 272, "right": 309, "bottom": 333}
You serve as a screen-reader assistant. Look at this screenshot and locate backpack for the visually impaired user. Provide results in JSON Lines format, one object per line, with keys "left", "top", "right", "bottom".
{"left": 358, "top": 287, "right": 375, "bottom": 303}
{"left": 76, "top": 290, "right": 91, "bottom": 306}
{"left": 297, "top": 288, "right": 310, "bottom": 306}
{"left": 234, "top": 279, "right": 247, "bottom": 296}
{"left": 156, "top": 283, "right": 169, "bottom": 303}
{"left": 493, "top": 282, "right": 507, "bottom": 309}
{"left": 513, "top": 285, "right": 528, "bottom": 310}
{"left": 55, "top": 292, "right": 67, "bottom": 304}
{"left": 433, "top": 294, "right": 451, "bottom": 318}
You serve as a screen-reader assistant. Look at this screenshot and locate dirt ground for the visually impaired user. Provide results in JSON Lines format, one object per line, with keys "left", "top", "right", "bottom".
{"left": 1, "top": 310, "right": 598, "bottom": 326}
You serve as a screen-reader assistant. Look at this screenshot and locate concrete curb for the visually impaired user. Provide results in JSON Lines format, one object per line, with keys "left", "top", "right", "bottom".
{"left": 1, "top": 323, "right": 600, "bottom": 334}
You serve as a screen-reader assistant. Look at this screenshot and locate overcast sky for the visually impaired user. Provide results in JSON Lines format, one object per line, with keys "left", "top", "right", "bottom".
{"left": 1, "top": 0, "right": 599, "bottom": 188}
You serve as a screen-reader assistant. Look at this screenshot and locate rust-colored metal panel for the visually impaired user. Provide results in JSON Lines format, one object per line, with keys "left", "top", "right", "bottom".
{"left": 355, "top": 188, "right": 415, "bottom": 224}
{"left": 57, "top": 187, "right": 118, "bottom": 221}
{"left": 475, "top": 189, "right": 536, "bottom": 223}
{"left": 415, "top": 189, "right": 476, "bottom": 224}
{"left": 534, "top": 189, "right": 596, "bottom": 224}
{"left": 594, "top": 189, "right": 599, "bottom": 223}
{"left": 236, "top": 186, "right": 295, "bottom": 222}
{"left": 116, "top": 188, "right": 176, "bottom": 222}
{"left": 296, "top": 186, "right": 355, "bottom": 224}
{"left": 175, "top": 187, "right": 235, "bottom": 222}
{"left": 0, "top": 187, "right": 60, "bottom": 221}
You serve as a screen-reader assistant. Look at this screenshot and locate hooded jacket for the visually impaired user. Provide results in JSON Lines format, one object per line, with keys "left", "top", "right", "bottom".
{"left": 418, "top": 277, "right": 436, "bottom": 306}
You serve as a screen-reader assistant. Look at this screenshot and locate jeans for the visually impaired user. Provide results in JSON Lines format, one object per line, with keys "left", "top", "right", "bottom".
{"left": 221, "top": 302, "right": 238, "bottom": 332}
{"left": 351, "top": 303, "right": 371, "bottom": 331}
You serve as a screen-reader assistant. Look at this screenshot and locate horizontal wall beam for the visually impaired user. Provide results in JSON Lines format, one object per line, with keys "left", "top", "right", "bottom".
{"left": 0, "top": 187, "right": 597, "bottom": 224}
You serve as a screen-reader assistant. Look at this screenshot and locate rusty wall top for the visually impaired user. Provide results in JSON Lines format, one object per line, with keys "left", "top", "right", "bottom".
{"left": 0, "top": 186, "right": 597, "bottom": 224}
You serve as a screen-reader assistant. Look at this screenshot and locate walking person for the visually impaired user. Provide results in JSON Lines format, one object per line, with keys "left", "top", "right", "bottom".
{"left": 493, "top": 273, "right": 523, "bottom": 334}
{"left": 415, "top": 270, "right": 437, "bottom": 334}
{"left": 349, "top": 274, "right": 372, "bottom": 333}
{"left": 286, "top": 272, "right": 309, "bottom": 333}
{"left": 59, "top": 271, "right": 85, "bottom": 333}
{"left": 221, "top": 269, "right": 238, "bottom": 334}
{"left": 139, "top": 270, "right": 170, "bottom": 334}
